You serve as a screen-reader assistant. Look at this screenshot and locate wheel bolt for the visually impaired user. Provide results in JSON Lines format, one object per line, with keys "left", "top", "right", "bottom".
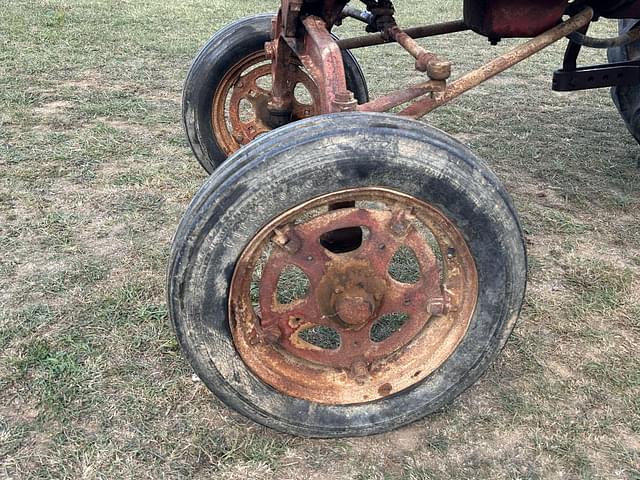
{"left": 390, "top": 208, "right": 416, "bottom": 236}
{"left": 272, "top": 228, "right": 288, "bottom": 247}
{"left": 332, "top": 90, "right": 357, "bottom": 112}
{"left": 426, "top": 296, "right": 450, "bottom": 316}
{"left": 261, "top": 324, "right": 282, "bottom": 344}
{"left": 271, "top": 226, "right": 301, "bottom": 254}
{"left": 264, "top": 41, "right": 275, "bottom": 60}
{"left": 350, "top": 360, "right": 369, "bottom": 384}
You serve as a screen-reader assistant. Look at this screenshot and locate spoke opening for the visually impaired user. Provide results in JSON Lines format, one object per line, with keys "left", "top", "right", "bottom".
{"left": 299, "top": 326, "right": 341, "bottom": 350}
{"left": 370, "top": 313, "right": 410, "bottom": 343}
{"left": 388, "top": 246, "right": 421, "bottom": 284}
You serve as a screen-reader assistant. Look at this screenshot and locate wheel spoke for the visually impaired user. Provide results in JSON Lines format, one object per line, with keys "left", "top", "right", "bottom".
{"left": 377, "top": 282, "right": 426, "bottom": 316}
{"left": 243, "top": 85, "right": 271, "bottom": 108}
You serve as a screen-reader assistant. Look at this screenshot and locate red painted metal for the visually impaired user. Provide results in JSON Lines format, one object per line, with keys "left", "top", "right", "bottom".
{"left": 464, "top": 0, "right": 640, "bottom": 39}
{"left": 258, "top": 207, "right": 444, "bottom": 369}
{"left": 464, "top": 0, "right": 569, "bottom": 38}
{"left": 269, "top": 0, "right": 355, "bottom": 115}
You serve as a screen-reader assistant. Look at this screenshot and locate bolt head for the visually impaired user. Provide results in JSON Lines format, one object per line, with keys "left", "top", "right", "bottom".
{"left": 426, "top": 297, "right": 449, "bottom": 316}
{"left": 272, "top": 228, "right": 288, "bottom": 247}
{"left": 427, "top": 60, "right": 452, "bottom": 81}
{"left": 391, "top": 222, "right": 407, "bottom": 235}
{"left": 332, "top": 91, "right": 357, "bottom": 112}
{"left": 262, "top": 325, "right": 282, "bottom": 344}
{"left": 350, "top": 360, "right": 369, "bottom": 385}
{"left": 264, "top": 41, "right": 275, "bottom": 60}
{"left": 336, "top": 296, "right": 374, "bottom": 326}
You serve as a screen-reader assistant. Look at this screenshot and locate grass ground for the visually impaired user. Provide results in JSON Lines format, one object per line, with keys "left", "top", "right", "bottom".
{"left": 1, "top": 1, "right": 639, "bottom": 478}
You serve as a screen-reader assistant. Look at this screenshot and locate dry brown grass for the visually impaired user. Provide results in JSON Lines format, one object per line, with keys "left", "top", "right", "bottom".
{"left": 1, "top": 1, "right": 639, "bottom": 478}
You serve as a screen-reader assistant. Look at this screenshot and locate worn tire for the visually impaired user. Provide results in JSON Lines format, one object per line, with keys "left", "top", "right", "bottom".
{"left": 608, "top": 19, "right": 640, "bottom": 143}
{"left": 168, "top": 112, "right": 527, "bottom": 437}
{"left": 182, "top": 13, "right": 370, "bottom": 174}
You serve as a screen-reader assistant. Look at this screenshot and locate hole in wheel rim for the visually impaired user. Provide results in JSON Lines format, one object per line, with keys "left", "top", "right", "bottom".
{"left": 388, "top": 246, "right": 421, "bottom": 284}
{"left": 320, "top": 226, "right": 367, "bottom": 253}
{"left": 276, "top": 265, "right": 310, "bottom": 304}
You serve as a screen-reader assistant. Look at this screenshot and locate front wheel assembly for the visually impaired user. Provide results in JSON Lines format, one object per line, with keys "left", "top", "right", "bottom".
{"left": 182, "top": 13, "right": 369, "bottom": 174}
{"left": 168, "top": 113, "right": 527, "bottom": 437}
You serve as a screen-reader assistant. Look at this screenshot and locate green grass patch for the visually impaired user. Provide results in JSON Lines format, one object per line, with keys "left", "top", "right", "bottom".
{"left": 1, "top": 0, "right": 639, "bottom": 478}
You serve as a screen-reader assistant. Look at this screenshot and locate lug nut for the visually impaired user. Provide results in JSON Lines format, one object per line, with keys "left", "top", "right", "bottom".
{"left": 350, "top": 360, "right": 369, "bottom": 385}
{"left": 332, "top": 90, "right": 357, "bottom": 112}
{"left": 264, "top": 41, "right": 275, "bottom": 60}
{"left": 426, "top": 296, "right": 450, "bottom": 316}
{"left": 390, "top": 207, "right": 416, "bottom": 236}
{"left": 271, "top": 226, "right": 301, "bottom": 254}
{"left": 263, "top": 325, "right": 282, "bottom": 344}
{"left": 272, "top": 228, "right": 288, "bottom": 247}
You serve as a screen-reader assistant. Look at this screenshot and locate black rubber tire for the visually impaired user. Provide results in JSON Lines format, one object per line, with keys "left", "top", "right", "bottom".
{"left": 168, "top": 112, "right": 527, "bottom": 438}
{"left": 608, "top": 19, "right": 640, "bottom": 143}
{"left": 182, "top": 13, "right": 370, "bottom": 174}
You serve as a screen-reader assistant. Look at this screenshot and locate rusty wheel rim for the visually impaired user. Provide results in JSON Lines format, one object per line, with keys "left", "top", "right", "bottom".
{"left": 211, "top": 52, "right": 321, "bottom": 156}
{"left": 229, "top": 188, "right": 478, "bottom": 405}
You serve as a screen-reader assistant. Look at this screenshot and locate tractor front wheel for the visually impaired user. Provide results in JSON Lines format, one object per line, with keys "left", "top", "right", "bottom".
{"left": 182, "top": 13, "right": 369, "bottom": 173}
{"left": 168, "top": 112, "right": 527, "bottom": 437}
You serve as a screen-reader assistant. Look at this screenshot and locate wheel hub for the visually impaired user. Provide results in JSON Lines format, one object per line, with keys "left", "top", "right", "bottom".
{"left": 319, "top": 260, "right": 385, "bottom": 328}
{"left": 212, "top": 52, "right": 321, "bottom": 156}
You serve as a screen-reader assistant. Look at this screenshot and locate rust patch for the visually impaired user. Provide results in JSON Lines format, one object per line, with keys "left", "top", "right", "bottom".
{"left": 378, "top": 383, "right": 393, "bottom": 396}
{"left": 211, "top": 52, "right": 320, "bottom": 156}
{"left": 229, "top": 188, "right": 478, "bottom": 404}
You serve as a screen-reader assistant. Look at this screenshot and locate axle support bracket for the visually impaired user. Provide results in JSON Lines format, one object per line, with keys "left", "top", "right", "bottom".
{"left": 553, "top": 60, "right": 640, "bottom": 91}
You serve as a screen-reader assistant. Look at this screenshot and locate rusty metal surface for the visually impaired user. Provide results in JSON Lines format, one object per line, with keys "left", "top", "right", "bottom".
{"left": 400, "top": 7, "right": 595, "bottom": 118}
{"left": 268, "top": 1, "right": 355, "bottom": 116}
{"left": 357, "top": 80, "right": 444, "bottom": 112}
{"left": 229, "top": 188, "right": 478, "bottom": 405}
{"left": 337, "top": 20, "right": 469, "bottom": 50}
{"left": 297, "top": 15, "right": 356, "bottom": 113}
{"left": 211, "top": 52, "right": 320, "bottom": 156}
{"left": 386, "top": 26, "right": 452, "bottom": 80}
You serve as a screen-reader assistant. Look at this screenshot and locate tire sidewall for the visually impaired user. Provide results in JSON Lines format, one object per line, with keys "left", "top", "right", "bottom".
{"left": 182, "top": 14, "right": 274, "bottom": 173}
{"left": 608, "top": 19, "right": 640, "bottom": 143}
{"left": 169, "top": 113, "right": 526, "bottom": 437}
